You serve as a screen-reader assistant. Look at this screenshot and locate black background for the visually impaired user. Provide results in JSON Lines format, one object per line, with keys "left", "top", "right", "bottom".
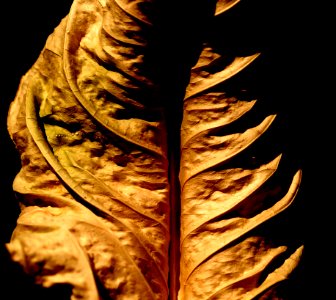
{"left": 0, "top": 0, "right": 324, "bottom": 299}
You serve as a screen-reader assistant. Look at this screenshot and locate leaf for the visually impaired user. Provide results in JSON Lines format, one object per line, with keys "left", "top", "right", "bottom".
{"left": 5, "top": 0, "right": 304, "bottom": 299}
{"left": 180, "top": 155, "right": 282, "bottom": 239}
{"left": 7, "top": 0, "right": 170, "bottom": 299}
{"left": 215, "top": 0, "right": 241, "bottom": 16}
{"left": 178, "top": 2, "right": 304, "bottom": 299}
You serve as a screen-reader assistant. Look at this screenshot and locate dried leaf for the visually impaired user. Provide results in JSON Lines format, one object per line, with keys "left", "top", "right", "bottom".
{"left": 5, "top": 0, "right": 304, "bottom": 299}
{"left": 178, "top": 3, "right": 304, "bottom": 299}
{"left": 7, "top": 0, "right": 170, "bottom": 299}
